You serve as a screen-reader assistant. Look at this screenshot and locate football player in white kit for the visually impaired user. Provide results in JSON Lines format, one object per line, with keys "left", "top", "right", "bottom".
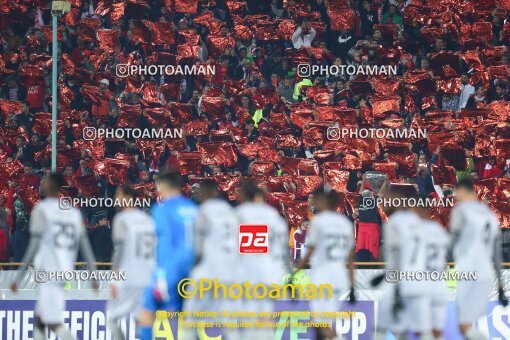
{"left": 236, "top": 180, "right": 289, "bottom": 340}
{"left": 415, "top": 200, "right": 450, "bottom": 339}
{"left": 374, "top": 192, "right": 432, "bottom": 340}
{"left": 298, "top": 188, "right": 356, "bottom": 340}
{"left": 10, "top": 173, "right": 98, "bottom": 340}
{"left": 107, "top": 184, "right": 156, "bottom": 340}
{"left": 181, "top": 179, "right": 240, "bottom": 340}
{"left": 450, "top": 178, "right": 508, "bottom": 340}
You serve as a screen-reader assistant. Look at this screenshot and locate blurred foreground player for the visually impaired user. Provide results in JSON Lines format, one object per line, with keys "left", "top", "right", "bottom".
{"left": 138, "top": 170, "right": 198, "bottom": 340}
{"left": 182, "top": 179, "right": 240, "bottom": 340}
{"left": 415, "top": 200, "right": 450, "bottom": 339}
{"left": 236, "top": 180, "right": 289, "bottom": 340}
{"left": 10, "top": 173, "right": 98, "bottom": 340}
{"left": 450, "top": 178, "right": 507, "bottom": 340}
{"left": 298, "top": 188, "right": 356, "bottom": 340}
{"left": 375, "top": 193, "right": 432, "bottom": 340}
{"left": 107, "top": 185, "right": 156, "bottom": 340}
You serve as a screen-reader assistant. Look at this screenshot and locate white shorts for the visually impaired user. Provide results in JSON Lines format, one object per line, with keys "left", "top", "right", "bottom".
{"left": 430, "top": 283, "right": 448, "bottom": 331}
{"left": 456, "top": 280, "right": 491, "bottom": 324}
{"left": 378, "top": 287, "right": 431, "bottom": 334}
{"left": 183, "top": 264, "right": 241, "bottom": 322}
{"left": 309, "top": 287, "right": 345, "bottom": 323}
{"left": 309, "top": 268, "right": 347, "bottom": 323}
{"left": 106, "top": 284, "right": 145, "bottom": 321}
{"left": 35, "top": 283, "right": 65, "bottom": 325}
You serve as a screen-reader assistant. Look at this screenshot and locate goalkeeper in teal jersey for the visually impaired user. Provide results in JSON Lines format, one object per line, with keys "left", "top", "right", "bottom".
{"left": 138, "top": 170, "right": 198, "bottom": 340}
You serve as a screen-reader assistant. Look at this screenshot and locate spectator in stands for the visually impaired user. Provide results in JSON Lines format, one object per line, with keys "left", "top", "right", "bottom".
{"left": 2, "top": 76, "right": 26, "bottom": 101}
{"left": 87, "top": 214, "right": 113, "bottom": 267}
{"left": 466, "top": 86, "right": 488, "bottom": 108}
{"left": 458, "top": 73, "right": 476, "bottom": 111}
{"left": 91, "top": 79, "right": 113, "bottom": 117}
{"left": 257, "top": 109, "right": 273, "bottom": 137}
{"left": 292, "top": 19, "right": 316, "bottom": 49}
{"left": 381, "top": 4, "right": 403, "bottom": 25}
{"left": 456, "top": 151, "right": 476, "bottom": 180}
{"left": 7, "top": 181, "right": 28, "bottom": 233}
{"left": 244, "top": 118, "right": 260, "bottom": 141}
{"left": 292, "top": 219, "right": 309, "bottom": 262}
{"left": 482, "top": 156, "right": 503, "bottom": 179}
{"left": 278, "top": 76, "right": 295, "bottom": 102}
{"left": 353, "top": 174, "right": 388, "bottom": 261}
{"left": 240, "top": 94, "right": 257, "bottom": 115}
{"left": 359, "top": 0, "right": 378, "bottom": 39}
{"left": 492, "top": 82, "right": 509, "bottom": 101}
{"left": 0, "top": 195, "right": 9, "bottom": 262}
{"left": 14, "top": 101, "right": 34, "bottom": 129}
{"left": 442, "top": 93, "right": 461, "bottom": 111}
{"left": 504, "top": 159, "right": 510, "bottom": 177}
{"left": 19, "top": 163, "right": 40, "bottom": 190}
{"left": 415, "top": 148, "right": 439, "bottom": 197}
{"left": 9, "top": 222, "right": 29, "bottom": 263}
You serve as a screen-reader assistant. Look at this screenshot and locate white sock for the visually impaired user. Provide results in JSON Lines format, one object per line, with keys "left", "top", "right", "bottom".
{"left": 223, "top": 328, "right": 241, "bottom": 340}
{"left": 108, "top": 319, "right": 125, "bottom": 340}
{"left": 179, "top": 328, "right": 197, "bottom": 340}
{"left": 374, "top": 330, "right": 387, "bottom": 340}
{"left": 417, "top": 332, "right": 434, "bottom": 340}
{"left": 465, "top": 328, "right": 488, "bottom": 340}
{"left": 33, "top": 326, "right": 45, "bottom": 340}
{"left": 54, "top": 325, "right": 75, "bottom": 340}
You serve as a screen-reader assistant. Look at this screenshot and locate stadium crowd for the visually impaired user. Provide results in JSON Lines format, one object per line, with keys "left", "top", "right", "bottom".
{"left": 1, "top": 0, "right": 510, "bottom": 264}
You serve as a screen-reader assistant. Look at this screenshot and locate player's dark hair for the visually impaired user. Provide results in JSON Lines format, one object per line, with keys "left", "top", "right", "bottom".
{"left": 199, "top": 179, "right": 218, "bottom": 199}
{"left": 157, "top": 169, "right": 183, "bottom": 189}
{"left": 455, "top": 177, "right": 475, "bottom": 192}
{"left": 46, "top": 173, "right": 66, "bottom": 195}
{"left": 117, "top": 184, "right": 138, "bottom": 199}
{"left": 312, "top": 187, "right": 340, "bottom": 210}
{"left": 239, "top": 179, "right": 260, "bottom": 201}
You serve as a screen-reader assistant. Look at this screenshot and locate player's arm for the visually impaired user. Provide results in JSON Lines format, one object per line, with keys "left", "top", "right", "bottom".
{"left": 297, "top": 246, "right": 314, "bottom": 270}
{"left": 78, "top": 217, "right": 98, "bottom": 290}
{"left": 298, "top": 218, "right": 318, "bottom": 270}
{"left": 347, "top": 246, "right": 356, "bottom": 303}
{"left": 111, "top": 216, "right": 126, "bottom": 272}
{"left": 448, "top": 207, "right": 462, "bottom": 253}
{"left": 193, "top": 210, "right": 208, "bottom": 264}
{"left": 11, "top": 207, "right": 45, "bottom": 291}
{"left": 493, "top": 225, "right": 508, "bottom": 306}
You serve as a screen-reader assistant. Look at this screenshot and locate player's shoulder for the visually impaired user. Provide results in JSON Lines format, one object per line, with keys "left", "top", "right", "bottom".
{"left": 313, "top": 210, "right": 351, "bottom": 227}
{"left": 388, "top": 209, "right": 419, "bottom": 223}
{"left": 201, "top": 198, "right": 233, "bottom": 212}
{"left": 422, "top": 219, "right": 448, "bottom": 237}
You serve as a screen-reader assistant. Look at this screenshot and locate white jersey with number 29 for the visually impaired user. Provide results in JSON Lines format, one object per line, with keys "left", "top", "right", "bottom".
{"left": 31, "top": 198, "right": 84, "bottom": 273}
{"left": 383, "top": 210, "right": 429, "bottom": 297}
{"left": 236, "top": 202, "right": 288, "bottom": 284}
{"left": 450, "top": 200, "right": 499, "bottom": 282}
{"left": 194, "top": 198, "right": 239, "bottom": 277}
{"left": 112, "top": 208, "right": 156, "bottom": 286}
{"left": 307, "top": 210, "right": 353, "bottom": 289}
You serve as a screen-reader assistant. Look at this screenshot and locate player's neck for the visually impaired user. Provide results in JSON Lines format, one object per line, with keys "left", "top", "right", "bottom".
{"left": 160, "top": 190, "right": 181, "bottom": 200}
{"left": 460, "top": 195, "right": 477, "bottom": 202}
